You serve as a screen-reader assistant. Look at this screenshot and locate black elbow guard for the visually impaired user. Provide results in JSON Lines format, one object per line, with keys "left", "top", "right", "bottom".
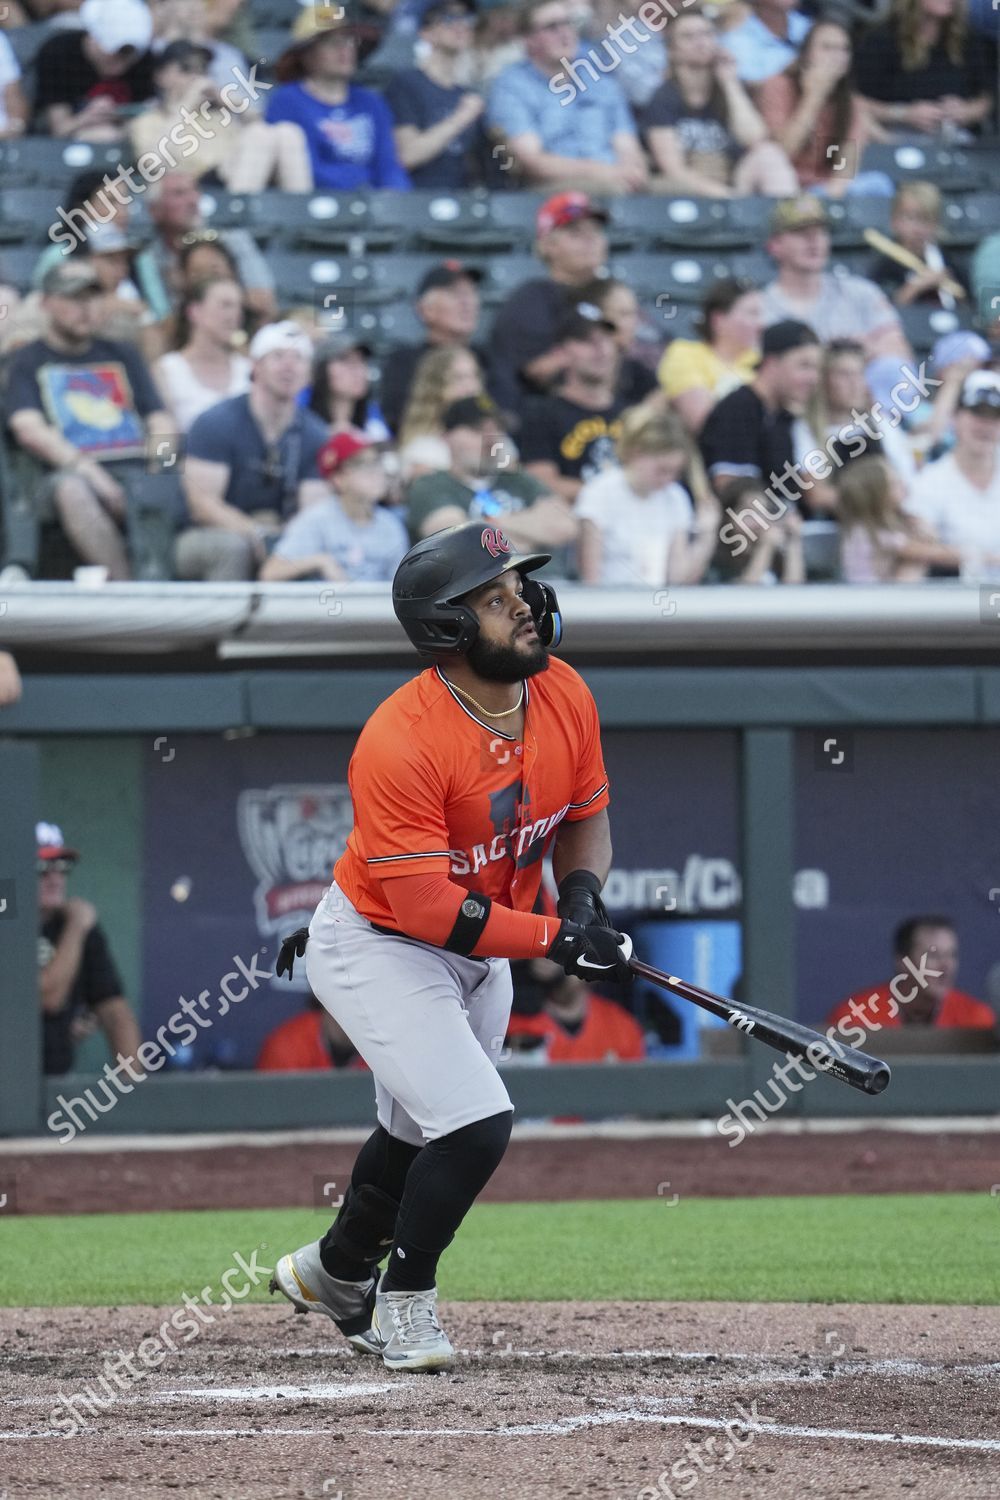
{"left": 444, "top": 892, "right": 492, "bottom": 955}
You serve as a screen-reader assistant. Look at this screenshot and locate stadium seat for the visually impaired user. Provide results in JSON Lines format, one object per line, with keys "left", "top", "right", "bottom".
{"left": 4, "top": 24, "right": 47, "bottom": 69}
{"left": 487, "top": 192, "right": 549, "bottom": 246}
{"left": 0, "top": 136, "right": 127, "bottom": 188}
{"left": 481, "top": 251, "right": 545, "bottom": 303}
{"left": 0, "top": 187, "right": 72, "bottom": 244}
{"left": 616, "top": 195, "right": 765, "bottom": 250}
{"left": 940, "top": 192, "right": 1000, "bottom": 248}
{"left": 262, "top": 190, "right": 371, "bottom": 248}
{"left": 248, "top": 0, "right": 300, "bottom": 24}
{"left": 0, "top": 243, "right": 44, "bottom": 293}
{"left": 824, "top": 195, "right": 893, "bottom": 249}
{"left": 254, "top": 27, "right": 295, "bottom": 77}
{"left": 369, "top": 190, "right": 517, "bottom": 252}
{"left": 195, "top": 188, "right": 260, "bottom": 232}
{"left": 355, "top": 300, "right": 431, "bottom": 353}
{"left": 858, "top": 141, "right": 983, "bottom": 193}
{"left": 643, "top": 300, "right": 702, "bottom": 343}
{"left": 265, "top": 248, "right": 376, "bottom": 307}
{"left": 897, "top": 301, "right": 972, "bottom": 354}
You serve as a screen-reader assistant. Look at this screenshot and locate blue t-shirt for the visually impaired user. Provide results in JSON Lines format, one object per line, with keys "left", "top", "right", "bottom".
{"left": 273, "top": 496, "right": 409, "bottom": 580}
{"left": 185, "top": 394, "right": 329, "bottom": 517}
{"left": 486, "top": 56, "right": 636, "bottom": 163}
{"left": 383, "top": 67, "right": 478, "bottom": 189}
{"left": 265, "top": 81, "right": 411, "bottom": 190}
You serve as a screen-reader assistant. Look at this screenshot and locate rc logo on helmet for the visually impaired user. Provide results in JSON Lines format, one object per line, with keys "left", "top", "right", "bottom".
{"left": 480, "top": 526, "right": 511, "bottom": 559}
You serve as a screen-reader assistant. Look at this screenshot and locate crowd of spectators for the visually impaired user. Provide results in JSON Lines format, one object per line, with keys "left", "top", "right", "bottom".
{"left": 0, "top": 0, "right": 998, "bottom": 591}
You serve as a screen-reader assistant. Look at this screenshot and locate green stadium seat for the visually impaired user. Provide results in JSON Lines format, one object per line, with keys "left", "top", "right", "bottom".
{"left": 262, "top": 190, "right": 371, "bottom": 248}
{"left": 859, "top": 141, "right": 982, "bottom": 193}
{"left": 0, "top": 136, "right": 127, "bottom": 189}
{"left": 898, "top": 301, "right": 973, "bottom": 355}
{"left": 0, "top": 187, "right": 66, "bottom": 244}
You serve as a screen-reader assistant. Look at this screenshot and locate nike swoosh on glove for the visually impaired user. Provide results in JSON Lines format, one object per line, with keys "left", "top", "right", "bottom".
{"left": 276, "top": 927, "right": 309, "bottom": 981}
{"left": 556, "top": 868, "right": 612, "bottom": 929}
{"left": 547, "top": 920, "right": 633, "bottom": 983}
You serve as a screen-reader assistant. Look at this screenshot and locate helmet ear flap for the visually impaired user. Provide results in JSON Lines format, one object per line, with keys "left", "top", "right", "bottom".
{"left": 521, "top": 577, "right": 562, "bottom": 649}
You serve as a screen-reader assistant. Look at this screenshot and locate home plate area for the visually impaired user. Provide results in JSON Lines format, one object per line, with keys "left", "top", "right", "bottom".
{"left": 2, "top": 1303, "right": 998, "bottom": 1500}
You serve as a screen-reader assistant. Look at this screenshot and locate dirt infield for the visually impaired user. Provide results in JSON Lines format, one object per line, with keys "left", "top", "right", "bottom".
{"left": 2, "top": 1303, "right": 998, "bottom": 1500}
{"left": 5, "top": 1126, "right": 1000, "bottom": 1215}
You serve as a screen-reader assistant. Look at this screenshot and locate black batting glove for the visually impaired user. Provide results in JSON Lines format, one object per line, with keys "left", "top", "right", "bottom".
{"left": 547, "top": 919, "right": 633, "bottom": 984}
{"left": 556, "top": 868, "right": 612, "bottom": 928}
{"left": 276, "top": 927, "right": 309, "bottom": 981}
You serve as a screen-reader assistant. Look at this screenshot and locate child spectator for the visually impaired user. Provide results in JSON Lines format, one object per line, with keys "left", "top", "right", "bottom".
{"left": 658, "top": 276, "right": 763, "bottom": 434}
{"left": 836, "top": 453, "right": 961, "bottom": 581}
{"left": 385, "top": 0, "right": 484, "bottom": 189}
{"left": 643, "top": 10, "right": 797, "bottom": 198}
{"left": 582, "top": 277, "right": 660, "bottom": 407}
{"left": 155, "top": 276, "right": 250, "bottom": 433}
{"left": 713, "top": 476, "right": 806, "bottom": 582}
{"left": 577, "top": 406, "right": 720, "bottom": 586}
{"left": 397, "top": 344, "right": 484, "bottom": 449}
{"left": 260, "top": 433, "right": 407, "bottom": 583}
{"left": 855, "top": 0, "right": 997, "bottom": 138}
{"left": 817, "top": 338, "right": 915, "bottom": 481}
{"left": 265, "top": 5, "right": 410, "bottom": 190}
{"left": 130, "top": 40, "right": 312, "bottom": 191}
{"left": 756, "top": 17, "right": 881, "bottom": 197}
{"left": 867, "top": 182, "right": 967, "bottom": 310}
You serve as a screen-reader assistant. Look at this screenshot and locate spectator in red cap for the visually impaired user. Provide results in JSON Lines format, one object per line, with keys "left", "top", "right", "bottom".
{"left": 379, "top": 259, "right": 483, "bottom": 435}
{"left": 36, "top": 822, "right": 142, "bottom": 1077}
{"left": 260, "top": 432, "right": 407, "bottom": 583}
{"left": 486, "top": 0, "right": 647, "bottom": 193}
{"left": 385, "top": 0, "right": 484, "bottom": 189}
{"left": 488, "top": 190, "right": 609, "bottom": 414}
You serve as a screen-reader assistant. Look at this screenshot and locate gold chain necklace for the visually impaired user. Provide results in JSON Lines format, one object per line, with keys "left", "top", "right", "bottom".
{"left": 446, "top": 678, "right": 525, "bottom": 719}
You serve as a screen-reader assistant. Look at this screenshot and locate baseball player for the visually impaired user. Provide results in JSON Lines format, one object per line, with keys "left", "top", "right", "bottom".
{"left": 270, "top": 520, "right": 632, "bottom": 1371}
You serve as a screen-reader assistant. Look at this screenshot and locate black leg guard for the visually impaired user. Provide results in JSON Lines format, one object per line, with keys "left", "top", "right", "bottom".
{"left": 381, "top": 1109, "right": 514, "bottom": 1292}
{"left": 319, "top": 1126, "right": 422, "bottom": 1277}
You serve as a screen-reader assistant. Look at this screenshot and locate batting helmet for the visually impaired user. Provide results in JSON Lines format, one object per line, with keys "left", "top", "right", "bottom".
{"left": 392, "top": 522, "right": 562, "bottom": 656}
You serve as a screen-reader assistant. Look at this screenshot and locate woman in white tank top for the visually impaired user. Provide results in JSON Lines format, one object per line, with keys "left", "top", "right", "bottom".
{"left": 155, "top": 276, "right": 252, "bottom": 432}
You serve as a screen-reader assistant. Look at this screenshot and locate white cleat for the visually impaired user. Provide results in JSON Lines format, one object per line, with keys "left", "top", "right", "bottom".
{"left": 372, "top": 1275, "right": 455, "bottom": 1372}
{"left": 269, "top": 1239, "right": 383, "bottom": 1356}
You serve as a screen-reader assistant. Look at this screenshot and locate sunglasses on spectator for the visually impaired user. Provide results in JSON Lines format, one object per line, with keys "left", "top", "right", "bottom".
{"left": 38, "top": 858, "right": 75, "bottom": 876}
{"left": 181, "top": 229, "right": 221, "bottom": 246}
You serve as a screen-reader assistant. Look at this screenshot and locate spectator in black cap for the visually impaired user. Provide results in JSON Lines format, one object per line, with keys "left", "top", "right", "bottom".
{"left": 385, "top": 0, "right": 484, "bottom": 189}
{"left": 309, "top": 330, "right": 390, "bottom": 441}
{"left": 130, "top": 40, "right": 313, "bottom": 190}
{"left": 36, "top": 821, "right": 142, "bottom": 1078}
{"left": 404, "top": 394, "right": 578, "bottom": 557}
{"left": 488, "top": 190, "right": 611, "bottom": 415}
{"left": 699, "top": 319, "right": 827, "bottom": 515}
{"left": 380, "top": 259, "right": 483, "bottom": 434}
{"left": 517, "top": 304, "right": 625, "bottom": 503}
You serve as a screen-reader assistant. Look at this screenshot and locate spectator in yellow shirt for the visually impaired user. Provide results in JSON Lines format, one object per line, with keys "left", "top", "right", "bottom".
{"left": 658, "top": 276, "right": 763, "bottom": 435}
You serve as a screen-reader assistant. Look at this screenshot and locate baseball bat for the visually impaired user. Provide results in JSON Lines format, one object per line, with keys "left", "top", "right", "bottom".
{"left": 629, "top": 956, "right": 891, "bottom": 1096}
{"left": 862, "top": 228, "right": 966, "bottom": 301}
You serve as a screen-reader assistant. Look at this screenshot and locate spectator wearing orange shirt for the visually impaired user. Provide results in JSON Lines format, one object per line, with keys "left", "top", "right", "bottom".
{"left": 257, "top": 996, "right": 368, "bottom": 1072}
{"left": 508, "top": 957, "right": 646, "bottom": 1063}
{"left": 826, "top": 916, "right": 997, "bottom": 1037}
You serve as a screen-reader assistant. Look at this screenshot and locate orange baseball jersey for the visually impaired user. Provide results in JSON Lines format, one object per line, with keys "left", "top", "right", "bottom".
{"left": 827, "top": 983, "right": 997, "bottom": 1032}
{"left": 335, "top": 655, "right": 609, "bottom": 929}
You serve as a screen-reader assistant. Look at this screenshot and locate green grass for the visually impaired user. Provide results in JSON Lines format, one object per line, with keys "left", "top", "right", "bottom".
{"left": 2, "top": 1196, "right": 997, "bottom": 1307}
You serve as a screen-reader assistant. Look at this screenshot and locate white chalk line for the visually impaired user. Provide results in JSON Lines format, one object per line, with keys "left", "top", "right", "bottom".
{"left": 4, "top": 1410, "right": 1000, "bottom": 1455}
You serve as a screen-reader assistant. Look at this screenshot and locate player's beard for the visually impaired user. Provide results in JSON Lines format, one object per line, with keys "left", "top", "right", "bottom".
{"left": 466, "top": 628, "right": 550, "bottom": 684}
